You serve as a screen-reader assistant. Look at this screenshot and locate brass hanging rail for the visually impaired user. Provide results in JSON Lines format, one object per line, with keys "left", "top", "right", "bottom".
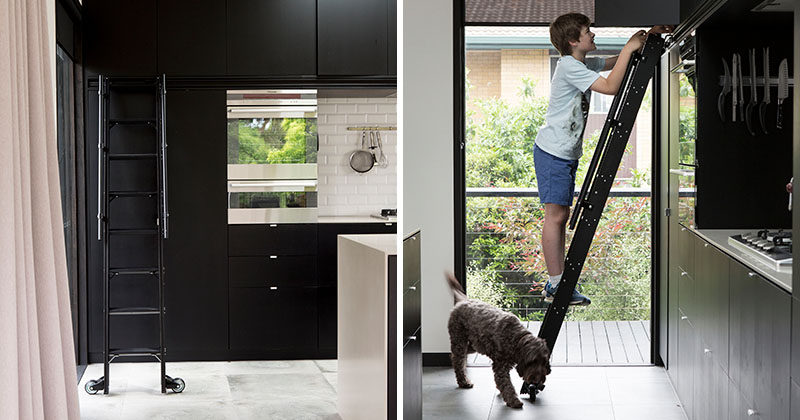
{"left": 346, "top": 126, "right": 396, "bottom": 131}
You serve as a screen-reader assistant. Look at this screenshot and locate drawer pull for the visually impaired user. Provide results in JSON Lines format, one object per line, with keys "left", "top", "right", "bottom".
{"left": 269, "top": 286, "right": 278, "bottom": 290}
{"left": 704, "top": 243, "right": 709, "bottom": 248}
{"left": 407, "top": 336, "right": 417, "bottom": 341}
{"left": 269, "top": 255, "right": 278, "bottom": 259}
{"left": 704, "top": 348, "right": 711, "bottom": 354}
{"left": 748, "top": 272, "right": 757, "bottom": 278}
{"left": 680, "top": 271, "right": 688, "bottom": 277}
{"left": 269, "top": 224, "right": 277, "bottom": 228}
{"left": 385, "top": 222, "right": 393, "bottom": 226}
{"left": 409, "top": 286, "right": 417, "bottom": 291}
{"left": 681, "top": 227, "right": 686, "bottom": 232}
{"left": 681, "top": 316, "right": 688, "bottom": 320}
{"left": 747, "top": 409, "right": 756, "bottom": 416}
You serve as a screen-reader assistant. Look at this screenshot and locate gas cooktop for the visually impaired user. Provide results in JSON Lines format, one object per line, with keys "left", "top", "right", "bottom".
{"left": 728, "top": 229, "right": 792, "bottom": 271}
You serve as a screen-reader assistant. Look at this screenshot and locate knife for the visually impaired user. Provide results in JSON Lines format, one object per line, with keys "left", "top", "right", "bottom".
{"left": 732, "top": 54, "right": 739, "bottom": 122}
{"left": 759, "top": 48, "right": 770, "bottom": 134}
{"left": 745, "top": 49, "right": 757, "bottom": 136}
{"left": 777, "top": 58, "right": 789, "bottom": 130}
{"left": 737, "top": 53, "right": 745, "bottom": 122}
{"left": 718, "top": 58, "right": 731, "bottom": 121}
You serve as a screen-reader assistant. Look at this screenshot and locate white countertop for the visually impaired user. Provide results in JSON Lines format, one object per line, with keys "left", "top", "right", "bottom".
{"left": 338, "top": 233, "right": 397, "bottom": 255}
{"left": 693, "top": 229, "right": 791, "bottom": 293}
{"left": 318, "top": 215, "right": 397, "bottom": 224}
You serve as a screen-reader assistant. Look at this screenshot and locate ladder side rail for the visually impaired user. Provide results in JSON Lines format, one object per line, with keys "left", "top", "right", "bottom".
{"left": 538, "top": 36, "right": 664, "bottom": 352}
{"left": 156, "top": 76, "right": 168, "bottom": 393}
{"left": 101, "top": 76, "right": 111, "bottom": 394}
{"left": 160, "top": 75, "right": 169, "bottom": 239}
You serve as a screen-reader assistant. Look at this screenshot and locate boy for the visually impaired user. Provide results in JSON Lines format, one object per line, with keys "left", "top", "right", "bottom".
{"left": 535, "top": 13, "right": 671, "bottom": 305}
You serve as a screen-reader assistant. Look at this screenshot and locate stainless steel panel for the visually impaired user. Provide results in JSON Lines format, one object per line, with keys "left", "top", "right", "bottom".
{"left": 227, "top": 163, "right": 317, "bottom": 180}
{"left": 228, "top": 208, "right": 318, "bottom": 224}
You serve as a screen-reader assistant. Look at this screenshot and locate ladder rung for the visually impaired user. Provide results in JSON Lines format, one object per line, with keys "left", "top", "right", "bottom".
{"left": 109, "top": 267, "right": 159, "bottom": 276}
{"left": 108, "top": 228, "right": 158, "bottom": 235}
{"left": 108, "top": 153, "right": 158, "bottom": 160}
{"left": 109, "top": 307, "right": 160, "bottom": 316}
{"left": 109, "top": 347, "right": 161, "bottom": 357}
{"left": 109, "top": 191, "right": 158, "bottom": 197}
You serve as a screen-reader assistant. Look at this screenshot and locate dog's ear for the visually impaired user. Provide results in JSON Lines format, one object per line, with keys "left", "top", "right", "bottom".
{"left": 515, "top": 363, "right": 527, "bottom": 378}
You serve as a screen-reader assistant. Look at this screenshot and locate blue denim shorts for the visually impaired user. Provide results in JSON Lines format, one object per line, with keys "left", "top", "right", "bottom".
{"left": 533, "top": 144, "right": 579, "bottom": 206}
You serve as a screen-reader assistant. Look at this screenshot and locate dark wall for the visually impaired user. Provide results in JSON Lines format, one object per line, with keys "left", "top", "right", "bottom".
{"left": 694, "top": 12, "right": 794, "bottom": 229}
{"left": 595, "top": 0, "right": 680, "bottom": 26}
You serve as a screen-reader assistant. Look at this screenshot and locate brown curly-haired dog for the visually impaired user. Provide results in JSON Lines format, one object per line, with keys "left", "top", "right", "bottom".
{"left": 446, "top": 273, "right": 551, "bottom": 408}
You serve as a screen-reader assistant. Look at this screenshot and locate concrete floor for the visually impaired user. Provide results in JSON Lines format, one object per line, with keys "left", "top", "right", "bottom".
{"left": 78, "top": 360, "right": 340, "bottom": 420}
{"left": 423, "top": 365, "right": 688, "bottom": 420}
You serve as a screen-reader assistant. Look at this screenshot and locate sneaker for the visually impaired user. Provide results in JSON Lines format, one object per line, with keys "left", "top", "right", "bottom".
{"left": 542, "top": 280, "right": 592, "bottom": 306}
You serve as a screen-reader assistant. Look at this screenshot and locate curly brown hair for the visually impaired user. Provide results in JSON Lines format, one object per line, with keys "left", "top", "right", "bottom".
{"left": 550, "top": 13, "right": 591, "bottom": 56}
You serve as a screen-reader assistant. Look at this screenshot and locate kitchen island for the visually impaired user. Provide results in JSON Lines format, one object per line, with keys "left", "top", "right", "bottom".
{"left": 337, "top": 234, "right": 397, "bottom": 420}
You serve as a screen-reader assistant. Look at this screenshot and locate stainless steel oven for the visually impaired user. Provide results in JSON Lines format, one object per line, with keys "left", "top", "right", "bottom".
{"left": 227, "top": 90, "right": 318, "bottom": 224}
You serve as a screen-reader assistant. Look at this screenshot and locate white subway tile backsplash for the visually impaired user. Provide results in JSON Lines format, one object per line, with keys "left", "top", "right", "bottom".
{"left": 317, "top": 97, "right": 397, "bottom": 217}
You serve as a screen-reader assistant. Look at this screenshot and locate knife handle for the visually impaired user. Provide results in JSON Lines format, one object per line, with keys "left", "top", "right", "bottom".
{"left": 777, "top": 101, "right": 784, "bottom": 130}
{"left": 718, "top": 93, "right": 726, "bottom": 122}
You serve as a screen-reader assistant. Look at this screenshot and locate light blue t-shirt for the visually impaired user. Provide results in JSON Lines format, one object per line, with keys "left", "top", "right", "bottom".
{"left": 534, "top": 56, "right": 605, "bottom": 161}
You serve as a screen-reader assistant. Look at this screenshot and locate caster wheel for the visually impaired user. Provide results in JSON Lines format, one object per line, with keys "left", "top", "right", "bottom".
{"left": 85, "top": 380, "right": 99, "bottom": 395}
{"left": 172, "top": 377, "right": 185, "bottom": 393}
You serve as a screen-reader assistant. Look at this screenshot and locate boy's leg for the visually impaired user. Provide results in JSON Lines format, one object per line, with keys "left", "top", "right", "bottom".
{"left": 542, "top": 203, "right": 569, "bottom": 276}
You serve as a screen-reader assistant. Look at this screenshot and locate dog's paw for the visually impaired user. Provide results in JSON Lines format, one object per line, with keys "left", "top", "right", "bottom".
{"left": 457, "top": 381, "right": 474, "bottom": 389}
{"left": 506, "top": 399, "right": 523, "bottom": 409}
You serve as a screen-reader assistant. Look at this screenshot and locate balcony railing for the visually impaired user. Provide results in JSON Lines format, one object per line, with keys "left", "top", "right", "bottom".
{"left": 465, "top": 187, "right": 652, "bottom": 323}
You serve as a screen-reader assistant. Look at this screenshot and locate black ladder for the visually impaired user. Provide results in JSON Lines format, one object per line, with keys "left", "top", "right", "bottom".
{"left": 538, "top": 35, "right": 666, "bottom": 354}
{"left": 85, "top": 75, "right": 184, "bottom": 395}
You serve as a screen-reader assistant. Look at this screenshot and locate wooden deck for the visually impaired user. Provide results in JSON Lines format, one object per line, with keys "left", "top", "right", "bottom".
{"left": 468, "top": 320, "right": 651, "bottom": 366}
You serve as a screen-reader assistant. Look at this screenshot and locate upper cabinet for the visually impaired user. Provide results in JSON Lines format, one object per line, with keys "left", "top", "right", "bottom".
{"left": 595, "top": 0, "right": 680, "bottom": 26}
{"left": 317, "top": 0, "right": 395, "bottom": 76}
{"left": 83, "top": 0, "right": 157, "bottom": 76}
{"left": 158, "top": 0, "right": 226, "bottom": 76}
{"left": 227, "top": 0, "right": 317, "bottom": 76}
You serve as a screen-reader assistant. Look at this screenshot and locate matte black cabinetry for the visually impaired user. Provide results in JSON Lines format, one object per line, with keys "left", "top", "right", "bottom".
{"left": 403, "top": 231, "right": 422, "bottom": 420}
{"left": 157, "top": 0, "right": 226, "bottom": 76}
{"left": 594, "top": 0, "right": 679, "bottom": 26}
{"left": 318, "top": 0, "right": 394, "bottom": 75}
{"left": 163, "top": 90, "right": 229, "bottom": 360}
{"left": 226, "top": 0, "right": 317, "bottom": 76}
{"left": 317, "top": 222, "right": 397, "bottom": 356}
{"left": 83, "top": 0, "right": 157, "bottom": 76}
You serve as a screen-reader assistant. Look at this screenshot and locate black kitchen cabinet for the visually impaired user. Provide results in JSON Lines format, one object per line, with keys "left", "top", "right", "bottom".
{"left": 594, "top": 0, "right": 679, "bottom": 26}
{"left": 694, "top": 348, "right": 728, "bottom": 420}
{"left": 387, "top": 0, "right": 397, "bottom": 76}
{"left": 226, "top": 0, "right": 317, "bottom": 76}
{"left": 317, "top": 222, "right": 397, "bottom": 356}
{"left": 229, "top": 287, "right": 318, "bottom": 352}
{"left": 729, "top": 261, "right": 791, "bottom": 419}
{"left": 318, "top": 0, "right": 391, "bottom": 75}
{"left": 229, "top": 224, "right": 318, "bottom": 256}
{"left": 83, "top": 0, "right": 157, "bottom": 76}
{"left": 694, "top": 241, "right": 729, "bottom": 371}
{"left": 677, "top": 309, "right": 697, "bottom": 418}
{"left": 403, "top": 231, "right": 422, "bottom": 420}
{"left": 229, "top": 256, "right": 317, "bottom": 288}
{"left": 163, "top": 90, "right": 229, "bottom": 360}
{"left": 157, "top": 0, "right": 226, "bottom": 76}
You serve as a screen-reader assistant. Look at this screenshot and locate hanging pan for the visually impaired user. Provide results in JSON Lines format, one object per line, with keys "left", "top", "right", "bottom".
{"left": 350, "top": 131, "right": 375, "bottom": 173}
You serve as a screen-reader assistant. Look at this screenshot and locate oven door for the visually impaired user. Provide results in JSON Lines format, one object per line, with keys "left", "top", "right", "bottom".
{"left": 228, "top": 179, "right": 318, "bottom": 224}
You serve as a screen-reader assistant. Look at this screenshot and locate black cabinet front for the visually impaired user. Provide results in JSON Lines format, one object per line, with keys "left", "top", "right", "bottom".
{"left": 318, "top": 0, "right": 390, "bottom": 75}
{"left": 83, "top": 0, "right": 157, "bottom": 75}
{"left": 229, "top": 256, "right": 317, "bottom": 288}
{"left": 158, "top": 0, "right": 226, "bottom": 76}
{"left": 230, "top": 287, "right": 317, "bottom": 351}
{"left": 227, "top": 0, "right": 317, "bottom": 76}
{"left": 403, "top": 328, "right": 422, "bottom": 420}
{"left": 229, "top": 224, "right": 318, "bottom": 256}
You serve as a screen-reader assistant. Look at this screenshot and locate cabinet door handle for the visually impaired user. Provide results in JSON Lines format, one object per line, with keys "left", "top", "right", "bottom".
{"left": 680, "top": 271, "right": 688, "bottom": 277}
{"left": 704, "top": 243, "right": 709, "bottom": 248}
{"left": 269, "top": 286, "right": 278, "bottom": 290}
{"left": 681, "top": 316, "right": 688, "bottom": 320}
{"left": 409, "top": 286, "right": 417, "bottom": 291}
{"left": 747, "top": 409, "right": 756, "bottom": 416}
{"left": 681, "top": 227, "right": 687, "bottom": 232}
{"left": 748, "top": 272, "right": 757, "bottom": 278}
{"left": 269, "top": 255, "right": 278, "bottom": 259}
{"left": 704, "top": 348, "right": 711, "bottom": 354}
{"left": 407, "top": 336, "right": 417, "bottom": 341}
{"left": 269, "top": 224, "right": 278, "bottom": 228}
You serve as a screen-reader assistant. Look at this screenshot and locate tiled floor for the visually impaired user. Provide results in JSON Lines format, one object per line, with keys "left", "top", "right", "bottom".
{"left": 423, "top": 365, "right": 688, "bottom": 420}
{"left": 78, "top": 360, "right": 340, "bottom": 420}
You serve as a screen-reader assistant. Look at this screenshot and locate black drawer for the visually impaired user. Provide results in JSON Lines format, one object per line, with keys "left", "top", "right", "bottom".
{"left": 229, "top": 224, "right": 317, "bottom": 256}
{"left": 229, "top": 256, "right": 317, "bottom": 288}
{"left": 229, "top": 287, "right": 317, "bottom": 351}
{"left": 403, "top": 284, "right": 421, "bottom": 339}
{"left": 403, "top": 232, "right": 420, "bottom": 290}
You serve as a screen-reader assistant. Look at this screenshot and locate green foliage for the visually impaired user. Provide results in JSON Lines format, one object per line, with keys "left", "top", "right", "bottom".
{"left": 464, "top": 71, "right": 651, "bottom": 322}
{"left": 228, "top": 118, "right": 317, "bottom": 164}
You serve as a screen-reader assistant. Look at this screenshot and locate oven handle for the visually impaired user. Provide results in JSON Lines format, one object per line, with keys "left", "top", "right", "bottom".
{"left": 669, "top": 168, "right": 695, "bottom": 177}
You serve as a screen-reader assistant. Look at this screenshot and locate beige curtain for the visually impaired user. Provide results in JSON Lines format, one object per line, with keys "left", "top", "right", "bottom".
{"left": 0, "top": 0, "right": 81, "bottom": 418}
